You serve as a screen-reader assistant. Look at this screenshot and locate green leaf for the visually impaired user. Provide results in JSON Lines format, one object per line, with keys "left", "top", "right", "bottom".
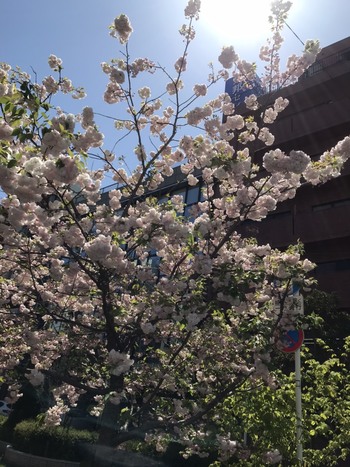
{"left": 11, "top": 127, "right": 22, "bottom": 136}
{"left": 10, "top": 119, "right": 23, "bottom": 129}
{"left": 7, "top": 159, "right": 17, "bottom": 168}
{"left": 55, "top": 159, "right": 65, "bottom": 168}
{"left": 4, "top": 101, "right": 13, "bottom": 113}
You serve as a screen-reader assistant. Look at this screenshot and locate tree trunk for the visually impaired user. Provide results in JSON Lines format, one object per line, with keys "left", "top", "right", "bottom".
{"left": 97, "top": 398, "right": 120, "bottom": 446}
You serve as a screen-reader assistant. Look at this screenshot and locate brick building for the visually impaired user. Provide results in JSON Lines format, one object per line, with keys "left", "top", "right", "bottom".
{"left": 240, "top": 36, "right": 350, "bottom": 310}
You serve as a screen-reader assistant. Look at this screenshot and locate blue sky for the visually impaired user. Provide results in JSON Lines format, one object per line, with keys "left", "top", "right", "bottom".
{"left": 2, "top": 0, "right": 350, "bottom": 185}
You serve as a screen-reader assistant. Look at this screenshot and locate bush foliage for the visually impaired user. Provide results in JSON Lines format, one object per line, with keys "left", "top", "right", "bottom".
{"left": 12, "top": 419, "right": 98, "bottom": 461}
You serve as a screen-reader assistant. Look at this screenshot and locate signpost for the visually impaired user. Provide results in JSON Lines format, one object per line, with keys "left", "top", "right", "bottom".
{"left": 276, "top": 288, "right": 304, "bottom": 464}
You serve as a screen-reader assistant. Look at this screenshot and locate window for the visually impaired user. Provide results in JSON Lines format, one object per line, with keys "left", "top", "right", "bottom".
{"left": 312, "top": 198, "right": 350, "bottom": 212}
{"left": 265, "top": 210, "right": 291, "bottom": 220}
{"left": 316, "top": 259, "right": 350, "bottom": 274}
{"left": 186, "top": 186, "right": 200, "bottom": 205}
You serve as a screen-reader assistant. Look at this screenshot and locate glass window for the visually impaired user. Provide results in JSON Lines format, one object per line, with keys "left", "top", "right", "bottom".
{"left": 335, "top": 198, "right": 350, "bottom": 208}
{"left": 184, "top": 205, "right": 197, "bottom": 221}
{"left": 312, "top": 203, "right": 331, "bottom": 212}
{"left": 312, "top": 198, "right": 350, "bottom": 212}
{"left": 171, "top": 189, "right": 186, "bottom": 201}
{"left": 158, "top": 196, "right": 168, "bottom": 205}
{"left": 265, "top": 210, "right": 291, "bottom": 220}
{"left": 186, "top": 186, "right": 200, "bottom": 205}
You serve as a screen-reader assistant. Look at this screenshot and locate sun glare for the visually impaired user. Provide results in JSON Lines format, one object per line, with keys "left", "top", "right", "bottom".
{"left": 200, "top": 0, "right": 273, "bottom": 46}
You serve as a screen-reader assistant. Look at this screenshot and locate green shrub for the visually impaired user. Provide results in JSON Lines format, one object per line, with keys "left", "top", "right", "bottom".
{"left": 0, "top": 415, "right": 7, "bottom": 427}
{"left": 12, "top": 419, "right": 98, "bottom": 461}
{"left": 0, "top": 415, "right": 9, "bottom": 441}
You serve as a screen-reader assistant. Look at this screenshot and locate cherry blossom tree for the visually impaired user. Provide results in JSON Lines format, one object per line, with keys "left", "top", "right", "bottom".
{"left": 0, "top": 0, "right": 349, "bottom": 463}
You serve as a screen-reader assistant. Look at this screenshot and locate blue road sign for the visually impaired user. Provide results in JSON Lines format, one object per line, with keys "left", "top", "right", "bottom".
{"left": 225, "top": 76, "right": 264, "bottom": 107}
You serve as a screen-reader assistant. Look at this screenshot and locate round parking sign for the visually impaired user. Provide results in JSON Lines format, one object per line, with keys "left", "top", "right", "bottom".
{"left": 277, "top": 329, "right": 304, "bottom": 353}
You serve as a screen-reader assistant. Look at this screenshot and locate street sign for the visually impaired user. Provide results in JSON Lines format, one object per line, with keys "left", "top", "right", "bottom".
{"left": 277, "top": 329, "right": 304, "bottom": 353}
{"left": 224, "top": 75, "right": 264, "bottom": 107}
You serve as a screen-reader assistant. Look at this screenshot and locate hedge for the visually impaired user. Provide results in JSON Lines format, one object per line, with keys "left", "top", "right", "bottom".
{"left": 12, "top": 419, "right": 98, "bottom": 462}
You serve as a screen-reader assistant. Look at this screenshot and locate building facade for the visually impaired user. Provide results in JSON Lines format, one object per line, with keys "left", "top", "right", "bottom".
{"left": 241, "top": 36, "right": 350, "bottom": 310}
{"left": 102, "top": 36, "right": 350, "bottom": 309}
